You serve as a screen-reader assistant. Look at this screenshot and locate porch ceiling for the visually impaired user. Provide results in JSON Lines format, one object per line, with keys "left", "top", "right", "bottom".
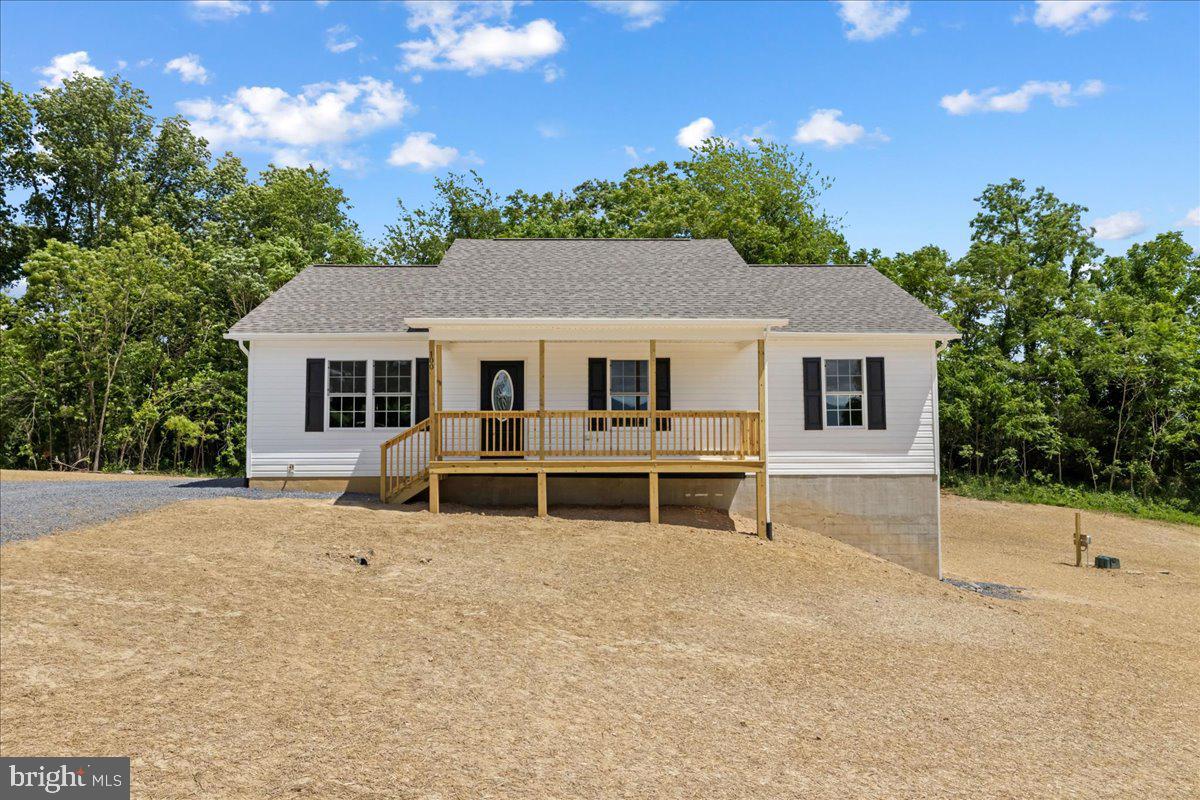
{"left": 405, "top": 317, "right": 789, "bottom": 342}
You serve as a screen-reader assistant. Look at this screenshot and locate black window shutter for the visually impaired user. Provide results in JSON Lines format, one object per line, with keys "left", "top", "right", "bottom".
{"left": 415, "top": 358, "right": 429, "bottom": 423}
{"left": 305, "top": 358, "right": 325, "bottom": 432}
{"left": 802, "top": 357, "right": 823, "bottom": 430}
{"left": 655, "top": 357, "right": 671, "bottom": 431}
{"left": 866, "top": 357, "right": 886, "bottom": 430}
{"left": 587, "top": 357, "right": 607, "bottom": 431}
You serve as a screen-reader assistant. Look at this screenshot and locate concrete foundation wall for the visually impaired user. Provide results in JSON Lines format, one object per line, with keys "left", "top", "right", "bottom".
{"left": 732, "top": 475, "right": 940, "bottom": 577}
{"left": 249, "top": 476, "right": 379, "bottom": 494}
{"left": 258, "top": 472, "right": 941, "bottom": 578}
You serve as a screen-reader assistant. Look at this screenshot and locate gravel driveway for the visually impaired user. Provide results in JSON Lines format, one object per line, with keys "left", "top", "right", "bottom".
{"left": 0, "top": 477, "right": 349, "bottom": 544}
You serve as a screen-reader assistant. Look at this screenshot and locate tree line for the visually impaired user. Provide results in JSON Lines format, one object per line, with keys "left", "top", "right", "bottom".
{"left": 1, "top": 75, "right": 1196, "bottom": 511}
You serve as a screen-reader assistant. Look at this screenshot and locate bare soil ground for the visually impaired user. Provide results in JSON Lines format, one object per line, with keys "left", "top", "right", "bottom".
{"left": 1, "top": 495, "right": 1197, "bottom": 798}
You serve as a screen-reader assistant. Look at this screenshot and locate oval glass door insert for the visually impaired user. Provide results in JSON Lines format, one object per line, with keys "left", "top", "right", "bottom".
{"left": 491, "top": 369, "right": 514, "bottom": 411}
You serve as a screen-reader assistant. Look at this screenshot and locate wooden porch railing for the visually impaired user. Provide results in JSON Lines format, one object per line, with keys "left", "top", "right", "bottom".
{"left": 435, "top": 409, "right": 761, "bottom": 460}
{"left": 380, "top": 410, "right": 761, "bottom": 501}
{"left": 379, "top": 417, "right": 431, "bottom": 501}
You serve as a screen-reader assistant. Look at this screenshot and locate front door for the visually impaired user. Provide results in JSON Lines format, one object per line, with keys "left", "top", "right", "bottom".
{"left": 480, "top": 361, "right": 525, "bottom": 457}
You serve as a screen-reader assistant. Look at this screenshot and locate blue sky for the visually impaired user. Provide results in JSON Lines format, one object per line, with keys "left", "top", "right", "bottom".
{"left": 2, "top": 0, "right": 1198, "bottom": 258}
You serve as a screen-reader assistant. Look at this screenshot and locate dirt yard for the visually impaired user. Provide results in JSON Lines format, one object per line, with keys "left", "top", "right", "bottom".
{"left": 1, "top": 494, "right": 1196, "bottom": 798}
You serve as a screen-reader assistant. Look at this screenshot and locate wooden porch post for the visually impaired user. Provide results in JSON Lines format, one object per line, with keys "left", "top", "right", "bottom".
{"left": 435, "top": 343, "right": 444, "bottom": 413}
{"left": 429, "top": 472, "right": 440, "bottom": 514}
{"left": 537, "top": 471, "right": 547, "bottom": 517}
{"left": 428, "top": 340, "right": 439, "bottom": 463}
{"left": 379, "top": 445, "right": 386, "bottom": 502}
{"left": 649, "top": 339, "right": 657, "bottom": 461}
{"left": 756, "top": 338, "right": 768, "bottom": 539}
{"left": 649, "top": 470, "right": 659, "bottom": 524}
{"left": 539, "top": 339, "right": 546, "bottom": 461}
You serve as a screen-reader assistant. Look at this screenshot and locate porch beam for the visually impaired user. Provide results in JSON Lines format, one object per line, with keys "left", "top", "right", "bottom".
{"left": 757, "top": 338, "right": 767, "bottom": 539}
{"left": 430, "top": 461, "right": 762, "bottom": 474}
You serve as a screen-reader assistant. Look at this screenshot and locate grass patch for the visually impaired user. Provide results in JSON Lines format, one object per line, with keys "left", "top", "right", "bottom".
{"left": 942, "top": 473, "right": 1200, "bottom": 527}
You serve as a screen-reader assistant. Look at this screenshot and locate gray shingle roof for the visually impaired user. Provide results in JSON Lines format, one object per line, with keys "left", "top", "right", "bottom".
{"left": 228, "top": 238, "right": 958, "bottom": 336}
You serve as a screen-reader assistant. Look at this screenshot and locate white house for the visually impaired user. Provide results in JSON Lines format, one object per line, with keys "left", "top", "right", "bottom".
{"left": 226, "top": 239, "right": 959, "bottom": 576}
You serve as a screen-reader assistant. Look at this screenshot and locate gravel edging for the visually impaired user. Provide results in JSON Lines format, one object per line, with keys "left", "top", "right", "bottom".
{"left": 0, "top": 478, "right": 353, "bottom": 544}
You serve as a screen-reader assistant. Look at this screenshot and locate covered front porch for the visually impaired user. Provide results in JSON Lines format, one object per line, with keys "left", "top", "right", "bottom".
{"left": 379, "top": 318, "right": 780, "bottom": 537}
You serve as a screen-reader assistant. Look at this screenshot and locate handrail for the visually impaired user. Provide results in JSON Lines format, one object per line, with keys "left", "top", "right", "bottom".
{"left": 379, "top": 417, "right": 431, "bottom": 501}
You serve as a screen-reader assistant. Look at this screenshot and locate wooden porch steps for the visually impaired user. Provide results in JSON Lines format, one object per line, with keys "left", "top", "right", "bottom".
{"left": 386, "top": 473, "right": 429, "bottom": 504}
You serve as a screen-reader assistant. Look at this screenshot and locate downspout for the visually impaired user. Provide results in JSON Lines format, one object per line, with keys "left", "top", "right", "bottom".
{"left": 933, "top": 339, "right": 949, "bottom": 579}
{"left": 237, "top": 340, "right": 252, "bottom": 488}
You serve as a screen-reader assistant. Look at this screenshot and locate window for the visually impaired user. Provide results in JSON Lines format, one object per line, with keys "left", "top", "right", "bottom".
{"left": 824, "top": 359, "right": 863, "bottom": 427}
{"left": 328, "top": 360, "right": 366, "bottom": 428}
{"left": 609, "top": 360, "right": 649, "bottom": 411}
{"left": 373, "top": 360, "right": 412, "bottom": 428}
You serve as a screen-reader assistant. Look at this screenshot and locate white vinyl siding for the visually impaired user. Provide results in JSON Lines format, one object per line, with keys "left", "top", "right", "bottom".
{"left": 767, "top": 338, "right": 936, "bottom": 475}
{"left": 246, "top": 339, "right": 428, "bottom": 478}
{"left": 246, "top": 335, "right": 938, "bottom": 478}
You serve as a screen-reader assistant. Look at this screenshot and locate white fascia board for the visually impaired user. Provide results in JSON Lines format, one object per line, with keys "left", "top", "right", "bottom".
{"left": 223, "top": 331, "right": 428, "bottom": 341}
{"left": 403, "top": 317, "right": 790, "bottom": 328}
{"left": 768, "top": 331, "right": 961, "bottom": 340}
{"left": 408, "top": 317, "right": 790, "bottom": 343}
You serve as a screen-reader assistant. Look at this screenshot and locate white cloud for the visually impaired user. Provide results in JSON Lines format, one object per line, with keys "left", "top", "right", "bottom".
{"left": 387, "top": 131, "right": 459, "bottom": 171}
{"left": 165, "top": 54, "right": 210, "bottom": 84}
{"left": 676, "top": 116, "right": 715, "bottom": 149}
{"left": 398, "top": 1, "right": 565, "bottom": 75}
{"left": 537, "top": 121, "right": 564, "bottom": 139}
{"left": 542, "top": 63, "right": 564, "bottom": 83}
{"left": 793, "top": 109, "right": 889, "bottom": 148}
{"left": 37, "top": 51, "right": 103, "bottom": 87}
{"left": 178, "top": 77, "right": 410, "bottom": 168}
{"left": 1179, "top": 207, "right": 1200, "bottom": 227}
{"left": 739, "top": 123, "right": 775, "bottom": 146}
{"left": 940, "top": 79, "right": 1105, "bottom": 115}
{"left": 137, "top": 58, "right": 155, "bottom": 68}
{"left": 1091, "top": 210, "right": 1146, "bottom": 240}
{"left": 1030, "top": 1, "right": 1116, "bottom": 33}
{"left": 588, "top": 1, "right": 670, "bottom": 30}
{"left": 835, "top": 0, "right": 910, "bottom": 41}
{"left": 189, "top": 1, "right": 252, "bottom": 21}
{"left": 314, "top": 0, "right": 331, "bottom": 6}
{"left": 623, "top": 144, "right": 654, "bottom": 163}
{"left": 116, "top": 59, "right": 128, "bottom": 70}
{"left": 325, "top": 23, "right": 361, "bottom": 54}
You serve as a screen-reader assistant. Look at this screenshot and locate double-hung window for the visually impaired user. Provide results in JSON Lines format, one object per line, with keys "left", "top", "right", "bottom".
{"left": 824, "top": 359, "right": 864, "bottom": 427}
{"left": 610, "top": 359, "right": 648, "bottom": 409}
{"left": 610, "top": 360, "right": 649, "bottom": 427}
{"left": 328, "top": 361, "right": 367, "bottom": 428}
{"left": 373, "top": 360, "right": 412, "bottom": 428}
